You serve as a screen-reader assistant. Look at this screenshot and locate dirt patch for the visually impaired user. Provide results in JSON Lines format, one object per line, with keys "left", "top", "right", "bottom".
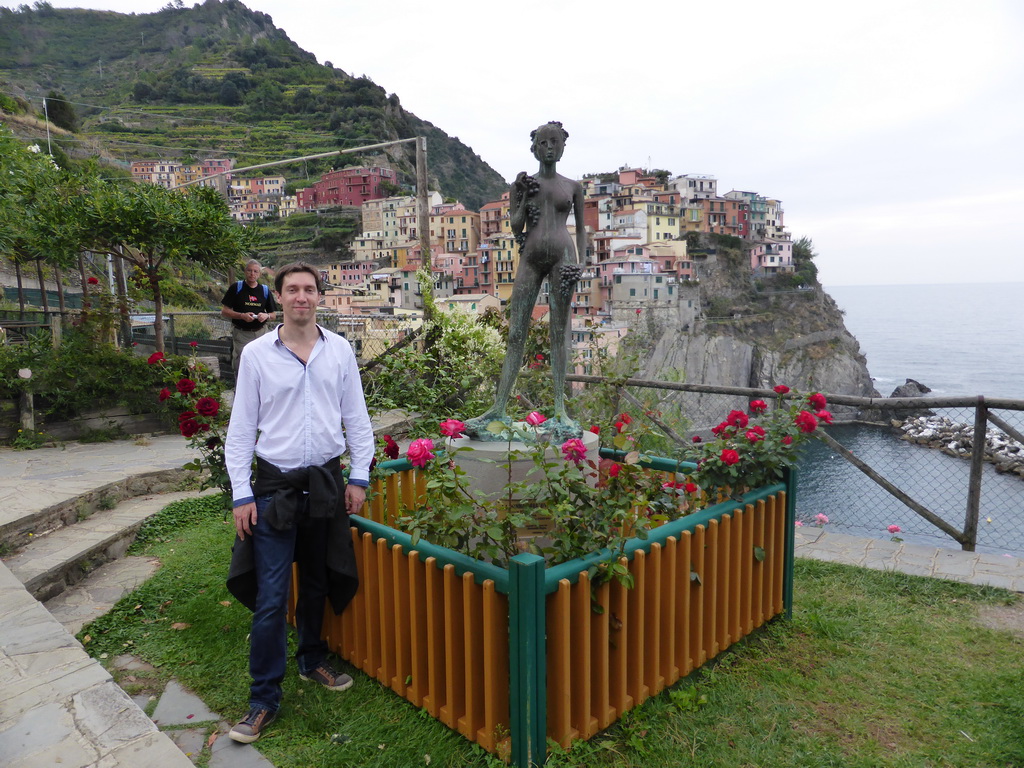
{"left": 975, "top": 600, "right": 1024, "bottom": 638}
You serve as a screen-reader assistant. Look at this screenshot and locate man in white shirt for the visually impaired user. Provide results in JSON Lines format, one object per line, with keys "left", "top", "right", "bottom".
{"left": 224, "top": 262, "right": 374, "bottom": 744}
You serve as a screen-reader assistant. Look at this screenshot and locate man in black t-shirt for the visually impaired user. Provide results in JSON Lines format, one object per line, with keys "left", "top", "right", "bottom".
{"left": 221, "top": 259, "right": 277, "bottom": 376}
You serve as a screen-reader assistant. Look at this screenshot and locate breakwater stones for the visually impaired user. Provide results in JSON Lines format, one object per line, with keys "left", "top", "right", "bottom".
{"left": 893, "top": 415, "right": 1024, "bottom": 479}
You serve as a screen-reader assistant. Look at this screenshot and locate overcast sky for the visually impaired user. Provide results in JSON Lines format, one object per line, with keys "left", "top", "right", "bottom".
{"left": 4, "top": 0, "right": 1023, "bottom": 286}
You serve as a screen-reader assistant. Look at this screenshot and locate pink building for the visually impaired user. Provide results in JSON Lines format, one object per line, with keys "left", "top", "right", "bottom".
{"left": 297, "top": 166, "right": 397, "bottom": 210}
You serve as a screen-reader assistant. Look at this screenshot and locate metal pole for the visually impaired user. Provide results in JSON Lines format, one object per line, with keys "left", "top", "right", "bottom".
{"left": 964, "top": 397, "right": 987, "bottom": 552}
{"left": 416, "top": 136, "right": 433, "bottom": 320}
{"left": 42, "top": 98, "right": 52, "bottom": 156}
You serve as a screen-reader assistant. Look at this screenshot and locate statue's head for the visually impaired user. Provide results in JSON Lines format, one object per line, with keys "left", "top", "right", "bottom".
{"left": 531, "top": 121, "right": 568, "bottom": 163}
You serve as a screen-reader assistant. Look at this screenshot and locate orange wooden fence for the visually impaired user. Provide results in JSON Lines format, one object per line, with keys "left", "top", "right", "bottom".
{"left": 289, "top": 463, "right": 795, "bottom": 766}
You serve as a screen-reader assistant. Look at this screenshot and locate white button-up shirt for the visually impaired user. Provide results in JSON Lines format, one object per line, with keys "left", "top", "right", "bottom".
{"left": 225, "top": 325, "right": 375, "bottom": 506}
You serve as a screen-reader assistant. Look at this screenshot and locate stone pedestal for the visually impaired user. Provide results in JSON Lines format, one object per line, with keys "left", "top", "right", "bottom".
{"left": 444, "top": 429, "right": 600, "bottom": 498}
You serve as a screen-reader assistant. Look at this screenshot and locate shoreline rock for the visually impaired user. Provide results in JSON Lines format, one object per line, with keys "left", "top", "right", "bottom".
{"left": 893, "top": 414, "right": 1024, "bottom": 479}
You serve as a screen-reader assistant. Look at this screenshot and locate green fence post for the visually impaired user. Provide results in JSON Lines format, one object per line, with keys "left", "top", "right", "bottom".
{"left": 782, "top": 466, "right": 797, "bottom": 619}
{"left": 509, "top": 553, "right": 546, "bottom": 767}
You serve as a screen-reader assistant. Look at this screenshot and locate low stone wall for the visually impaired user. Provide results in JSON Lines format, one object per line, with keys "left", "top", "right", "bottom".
{"left": 895, "top": 415, "right": 1024, "bottom": 478}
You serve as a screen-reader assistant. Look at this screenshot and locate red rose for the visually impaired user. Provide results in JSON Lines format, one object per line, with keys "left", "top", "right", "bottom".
{"left": 87, "top": 276, "right": 99, "bottom": 285}
{"left": 726, "top": 410, "right": 749, "bottom": 428}
{"left": 179, "top": 418, "right": 200, "bottom": 438}
{"left": 615, "top": 421, "right": 625, "bottom": 433}
{"left": 684, "top": 482, "right": 698, "bottom": 494}
{"left": 782, "top": 435, "right": 794, "bottom": 445}
{"left": 147, "top": 351, "right": 166, "bottom": 365}
{"left": 196, "top": 397, "right": 220, "bottom": 417}
{"left": 617, "top": 413, "right": 632, "bottom": 425}
{"left": 189, "top": 341, "right": 199, "bottom": 348}
{"left": 382, "top": 434, "right": 399, "bottom": 460}
{"left": 749, "top": 400, "right": 767, "bottom": 414}
{"left": 815, "top": 409, "right": 833, "bottom": 425}
{"left": 795, "top": 410, "right": 819, "bottom": 433}
{"left": 720, "top": 449, "right": 740, "bottom": 465}
{"left": 200, "top": 423, "right": 210, "bottom": 432}
{"left": 746, "top": 426, "right": 766, "bottom": 442}
{"left": 711, "top": 421, "right": 730, "bottom": 437}
{"left": 608, "top": 462, "right": 621, "bottom": 478}
{"left": 535, "top": 353, "right": 544, "bottom": 361}
{"left": 158, "top": 388, "right": 172, "bottom": 402}
{"left": 206, "top": 436, "right": 221, "bottom": 449}
{"left": 589, "top": 425, "right": 600, "bottom": 435}
{"left": 808, "top": 392, "right": 827, "bottom": 410}
{"left": 178, "top": 410, "right": 197, "bottom": 422}
{"left": 773, "top": 384, "right": 790, "bottom": 395}
{"left": 176, "top": 378, "right": 196, "bottom": 394}
{"left": 692, "top": 435, "right": 702, "bottom": 443}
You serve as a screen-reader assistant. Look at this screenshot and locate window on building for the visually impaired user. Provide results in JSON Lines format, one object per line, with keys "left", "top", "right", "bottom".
{"left": 629, "top": 288, "right": 636, "bottom": 296}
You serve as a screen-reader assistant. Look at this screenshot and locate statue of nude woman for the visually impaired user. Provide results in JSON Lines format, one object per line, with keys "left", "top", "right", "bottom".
{"left": 465, "top": 121, "right": 587, "bottom": 441}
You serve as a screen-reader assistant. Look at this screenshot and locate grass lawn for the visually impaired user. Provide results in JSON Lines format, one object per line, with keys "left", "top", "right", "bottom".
{"left": 81, "top": 496, "right": 1024, "bottom": 768}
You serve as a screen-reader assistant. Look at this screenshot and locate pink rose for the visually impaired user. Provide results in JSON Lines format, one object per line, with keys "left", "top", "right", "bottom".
{"left": 795, "top": 520, "right": 804, "bottom": 527}
{"left": 526, "top": 411, "right": 546, "bottom": 426}
{"left": 439, "top": 419, "right": 466, "bottom": 438}
{"left": 749, "top": 399, "right": 768, "bottom": 414}
{"left": 795, "top": 410, "right": 818, "bottom": 433}
{"left": 561, "top": 438, "right": 587, "bottom": 464}
{"left": 808, "top": 392, "right": 827, "bottom": 410}
{"left": 720, "top": 449, "right": 740, "bottom": 466}
{"left": 773, "top": 384, "right": 790, "bottom": 395}
{"left": 887, "top": 524, "right": 902, "bottom": 534}
{"left": 815, "top": 513, "right": 829, "bottom": 525}
{"left": 407, "top": 437, "right": 435, "bottom": 468}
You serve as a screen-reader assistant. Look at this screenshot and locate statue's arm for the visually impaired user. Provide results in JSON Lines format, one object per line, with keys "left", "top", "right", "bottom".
{"left": 510, "top": 174, "right": 528, "bottom": 236}
{"left": 573, "top": 182, "right": 586, "bottom": 265}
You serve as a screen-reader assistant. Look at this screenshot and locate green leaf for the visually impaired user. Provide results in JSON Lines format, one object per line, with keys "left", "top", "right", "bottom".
{"left": 624, "top": 450, "right": 640, "bottom": 465}
{"left": 753, "top": 546, "right": 766, "bottom": 562}
{"left": 613, "top": 434, "right": 630, "bottom": 450}
{"left": 486, "top": 420, "right": 508, "bottom": 435}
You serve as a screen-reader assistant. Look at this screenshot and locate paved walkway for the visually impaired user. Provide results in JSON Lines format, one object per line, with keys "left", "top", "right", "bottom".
{"left": 0, "top": 435, "right": 1022, "bottom": 766}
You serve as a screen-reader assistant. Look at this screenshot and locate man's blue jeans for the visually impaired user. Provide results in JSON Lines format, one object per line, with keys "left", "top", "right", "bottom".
{"left": 249, "top": 494, "right": 330, "bottom": 713}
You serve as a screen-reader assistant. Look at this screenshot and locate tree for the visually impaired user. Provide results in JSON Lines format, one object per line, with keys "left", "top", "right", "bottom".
{"left": 44, "top": 92, "right": 79, "bottom": 132}
{"left": 0, "top": 126, "right": 82, "bottom": 312}
{"left": 77, "top": 181, "right": 260, "bottom": 352}
{"left": 792, "top": 236, "right": 819, "bottom": 286}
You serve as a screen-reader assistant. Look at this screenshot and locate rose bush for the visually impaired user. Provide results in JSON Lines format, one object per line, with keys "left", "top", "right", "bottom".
{"left": 389, "top": 413, "right": 697, "bottom": 584}
{"left": 152, "top": 345, "right": 229, "bottom": 503}
{"left": 684, "top": 387, "right": 831, "bottom": 499}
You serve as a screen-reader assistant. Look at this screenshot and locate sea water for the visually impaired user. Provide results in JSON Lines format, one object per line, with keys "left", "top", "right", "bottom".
{"left": 795, "top": 283, "right": 1024, "bottom": 556}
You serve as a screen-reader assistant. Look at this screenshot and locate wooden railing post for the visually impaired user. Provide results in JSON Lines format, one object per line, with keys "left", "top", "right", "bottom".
{"left": 964, "top": 397, "right": 987, "bottom": 552}
{"left": 509, "top": 553, "right": 546, "bottom": 768}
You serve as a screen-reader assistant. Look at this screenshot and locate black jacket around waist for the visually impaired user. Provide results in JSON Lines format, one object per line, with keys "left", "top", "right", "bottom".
{"left": 226, "top": 456, "right": 359, "bottom": 615}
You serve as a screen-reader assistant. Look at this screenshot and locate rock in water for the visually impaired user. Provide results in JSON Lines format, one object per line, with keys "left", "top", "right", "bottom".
{"left": 889, "top": 378, "right": 932, "bottom": 398}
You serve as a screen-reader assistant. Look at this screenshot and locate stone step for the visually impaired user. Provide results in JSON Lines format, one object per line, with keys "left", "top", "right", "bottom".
{"left": 2, "top": 490, "right": 205, "bottom": 602}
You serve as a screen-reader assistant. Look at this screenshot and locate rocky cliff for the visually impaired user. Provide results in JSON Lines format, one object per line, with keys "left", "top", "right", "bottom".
{"left": 631, "top": 237, "right": 877, "bottom": 409}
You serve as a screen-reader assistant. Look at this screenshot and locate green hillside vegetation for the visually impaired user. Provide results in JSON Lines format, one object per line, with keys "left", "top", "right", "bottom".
{"left": 0, "top": 0, "right": 506, "bottom": 210}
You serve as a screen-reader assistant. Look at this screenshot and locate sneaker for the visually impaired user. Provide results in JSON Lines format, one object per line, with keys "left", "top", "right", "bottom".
{"left": 299, "top": 661, "right": 354, "bottom": 691}
{"left": 228, "top": 707, "right": 277, "bottom": 743}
